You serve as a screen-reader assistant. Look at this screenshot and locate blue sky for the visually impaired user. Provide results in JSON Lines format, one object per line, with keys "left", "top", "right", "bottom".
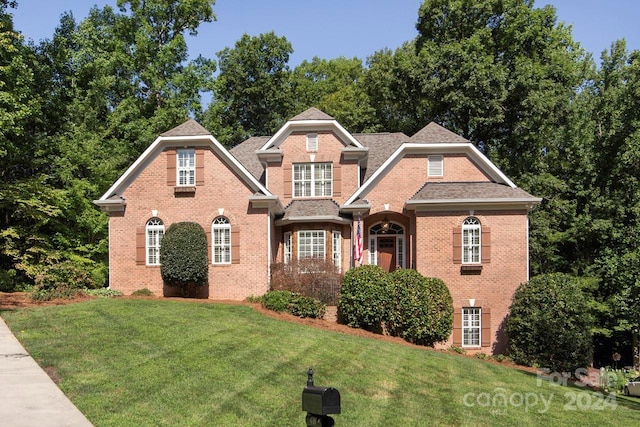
{"left": 10, "top": 0, "right": 640, "bottom": 66}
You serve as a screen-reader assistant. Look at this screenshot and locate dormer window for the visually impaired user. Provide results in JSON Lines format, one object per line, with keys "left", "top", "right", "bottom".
{"left": 428, "top": 155, "right": 443, "bottom": 177}
{"left": 177, "top": 148, "right": 195, "bottom": 186}
{"left": 306, "top": 133, "right": 318, "bottom": 151}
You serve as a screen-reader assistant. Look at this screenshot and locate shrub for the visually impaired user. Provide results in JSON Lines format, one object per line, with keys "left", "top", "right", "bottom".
{"left": 85, "top": 288, "right": 123, "bottom": 298}
{"left": 31, "top": 283, "right": 86, "bottom": 301}
{"left": 386, "top": 269, "right": 453, "bottom": 346}
{"left": 131, "top": 288, "right": 153, "bottom": 297}
{"left": 506, "top": 273, "right": 594, "bottom": 373}
{"left": 337, "top": 265, "right": 391, "bottom": 332}
{"left": 270, "top": 260, "right": 342, "bottom": 305}
{"left": 261, "top": 290, "right": 326, "bottom": 319}
{"left": 160, "top": 222, "right": 209, "bottom": 296}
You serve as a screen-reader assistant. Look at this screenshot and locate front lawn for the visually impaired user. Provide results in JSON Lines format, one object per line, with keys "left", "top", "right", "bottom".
{"left": 2, "top": 298, "right": 640, "bottom": 426}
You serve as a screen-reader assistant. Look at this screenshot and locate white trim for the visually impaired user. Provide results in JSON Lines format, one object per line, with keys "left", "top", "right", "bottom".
{"left": 96, "top": 133, "right": 271, "bottom": 202}
{"left": 462, "top": 307, "right": 481, "bottom": 347}
{"left": 343, "top": 143, "right": 518, "bottom": 207}
{"left": 259, "top": 119, "right": 363, "bottom": 151}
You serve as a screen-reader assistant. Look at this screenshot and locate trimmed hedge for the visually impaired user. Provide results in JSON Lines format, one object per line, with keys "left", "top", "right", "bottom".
{"left": 160, "top": 222, "right": 209, "bottom": 292}
{"left": 386, "top": 269, "right": 453, "bottom": 346}
{"left": 337, "top": 265, "right": 390, "bottom": 332}
{"left": 261, "top": 290, "right": 326, "bottom": 319}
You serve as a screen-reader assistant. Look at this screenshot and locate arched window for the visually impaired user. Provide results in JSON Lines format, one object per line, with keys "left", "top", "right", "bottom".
{"left": 462, "top": 217, "right": 481, "bottom": 264}
{"left": 146, "top": 218, "right": 164, "bottom": 265}
{"left": 212, "top": 216, "right": 231, "bottom": 265}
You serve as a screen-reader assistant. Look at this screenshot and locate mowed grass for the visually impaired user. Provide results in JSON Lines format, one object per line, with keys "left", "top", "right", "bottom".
{"left": 2, "top": 298, "right": 640, "bottom": 426}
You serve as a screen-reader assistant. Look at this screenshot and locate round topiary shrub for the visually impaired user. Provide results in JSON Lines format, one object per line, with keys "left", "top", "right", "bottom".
{"left": 160, "top": 222, "right": 209, "bottom": 296}
{"left": 506, "top": 273, "right": 594, "bottom": 373}
{"left": 337, "top": 264, "right": 391, "bottom": 332}
{"left": 386, "top": 269, "right": 453, "bottom": 346}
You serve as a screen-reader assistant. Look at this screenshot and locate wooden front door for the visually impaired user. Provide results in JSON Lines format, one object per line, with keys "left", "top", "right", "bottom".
{"left": 377, "top": 237, "right": 396, "bottom": 272}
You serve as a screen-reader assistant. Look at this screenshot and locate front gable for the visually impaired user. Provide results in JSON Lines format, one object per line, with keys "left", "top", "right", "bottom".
{"left": 94, "top": 120, "right": 277, "bottom": 214}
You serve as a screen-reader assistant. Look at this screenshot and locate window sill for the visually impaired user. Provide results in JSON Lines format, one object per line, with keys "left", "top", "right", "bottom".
{"left": 174, "top": 186, "right": 196, "bottom": 196}
{"left": 460, "top": 264, "right": 483, "bottom": 274}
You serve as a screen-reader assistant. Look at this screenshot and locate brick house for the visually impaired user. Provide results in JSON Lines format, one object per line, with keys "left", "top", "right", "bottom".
{"left": 95, "top": 107, "right": 540, "bottom": 353}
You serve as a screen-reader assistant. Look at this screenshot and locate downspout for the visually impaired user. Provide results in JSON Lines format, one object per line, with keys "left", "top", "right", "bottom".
{"left": 267, "top": 207, "right": 272, "bottom": 290}
{"left": 526, "top": 216, "right": 530, "bottom": 281}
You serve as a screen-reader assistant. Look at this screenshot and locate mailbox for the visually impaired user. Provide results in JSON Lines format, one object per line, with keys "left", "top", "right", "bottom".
{"left": 302, "top": 385, "right": 341, "bottom": 415}
{"left": 302, "top": 368, "right": 340, "bottom": 426}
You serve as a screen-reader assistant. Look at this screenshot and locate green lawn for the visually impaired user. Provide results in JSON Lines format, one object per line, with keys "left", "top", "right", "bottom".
{"left": 2, "top": 298, "right": 639, "bottom": 426}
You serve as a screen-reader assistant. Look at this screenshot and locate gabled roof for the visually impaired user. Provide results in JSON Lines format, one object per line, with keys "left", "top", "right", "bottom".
{"left": 342, "top": 142, "right": 520, "bottom": 208}
{"left": 160, "top": 119, "right": 211, "bottom": 137}
{"left": 353, "top": 132, "right": 409, "bottom": 182}
{"left": 230, "top": 136, "right": 270, "bottom": 181}
{"left": 290, "top": 107, "right": 335, "bottom": 121}
{"left": 94, "top": 120, "right": 272, "bottom": 209}
{"left": 259, "top": 107, "right": 363, "bottom": 150}
{"left": 410, "top": 122, "right": 468, "bottom": 143}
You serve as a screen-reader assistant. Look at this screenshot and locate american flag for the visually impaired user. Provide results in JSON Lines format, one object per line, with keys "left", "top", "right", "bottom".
{"left": 354, "top": 218, "right": 363, "bottom": 263}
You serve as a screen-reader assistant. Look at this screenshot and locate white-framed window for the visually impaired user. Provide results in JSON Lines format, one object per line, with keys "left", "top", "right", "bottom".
{"left": 177, "top": 148, "right": 195, "bottom": 186}
{"left": 293, "top": 163, "right": 332, "bottom": 197}
{"left": 284, "top": 232, "right": 292, "bottom": 264}
{"left": 306, "top": 133, "right": 318, "bottom": 151}
{"left": 212, "top": 216, "right": 231, "bottom": 265}
{"left": 462, "top": 307, "right": 481, "bottom": 347}
{"left": 368, "top": 237, "right": 377, "bottom": 265}
{"left": 298, "top": 230, "right": 325, "bottom": 259}
{"left": 462, "top": 217, "right": 481, "bottom": 264}
{"left": 428, "top": 155, "right": 443, "bottom": 177}
{"left": 332, "top": 230, "right": 341, "bottom": 271}
{"left": 146, "top": 218, "right": 164, "bottom": 265}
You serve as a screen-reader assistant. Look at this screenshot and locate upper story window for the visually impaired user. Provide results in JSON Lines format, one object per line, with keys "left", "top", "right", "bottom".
{"left": 306, "top": 133, "right": 318, "bottom": 151}
{"left": 146, "top": 218, "right": 164, "bottom": 266}
{"left": 177, "top": 148, "right": 195, "bottom": 186}
{"left": 293, "top": 163, "right": 332, "bottom": 197}
{"left": 428, "top": 155, "right": 443, "bottom": 177}
{"left": 212, "top": 216, "right": 231, "bottom": 265}
{"left": 462, "top": 216, "right": 481, "bottom": 264}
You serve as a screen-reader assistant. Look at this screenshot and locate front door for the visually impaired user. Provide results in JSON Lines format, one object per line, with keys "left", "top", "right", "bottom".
{"left": 377, "top": 237, "right": 396, "bottom": 272}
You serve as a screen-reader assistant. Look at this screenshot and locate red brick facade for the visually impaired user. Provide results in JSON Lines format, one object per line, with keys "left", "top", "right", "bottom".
{"left": 95, "top": 109, "right": 540, "bottom": 354}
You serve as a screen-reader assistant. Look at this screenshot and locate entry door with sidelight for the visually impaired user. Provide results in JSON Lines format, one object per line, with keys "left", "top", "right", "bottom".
{"left": 369, "top": 221, "right": 404, "bottom": 272}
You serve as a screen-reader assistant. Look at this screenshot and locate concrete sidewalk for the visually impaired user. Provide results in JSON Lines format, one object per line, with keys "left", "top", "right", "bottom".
{"left": 0, "top": 316, "right": 93, "bottom": 427}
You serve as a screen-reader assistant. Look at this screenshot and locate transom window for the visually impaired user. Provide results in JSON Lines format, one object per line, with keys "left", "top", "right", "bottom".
{"left": 146, "top": 218, "right": 164, "bottom": 265}
{"left": 298, "top": 230, "right": 325, "bottom": 259}
{"left": 212, "top": 216, "right": 231, "bottom": 264}
{"left": 177, "top": 148, "right": 195, "bottom": 186}
{"left": 293, "top": 163, "right": 332, "bottom": 197}
{"left": 462, "top": 217, "right": 481, "bottom": 264}
{"left": 462, "top": 307, "right": 481, "bottom": 347}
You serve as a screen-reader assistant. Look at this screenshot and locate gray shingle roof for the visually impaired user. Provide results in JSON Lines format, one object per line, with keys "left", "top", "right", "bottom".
{"left": 411, "top": 182, "right": 538, "bottom": 201}
{"left": 160, "top": 119, "right": 211, "bottom": 137}
{"left": 290, "top": 107, "right": 335, "bottom": 121}
{"left": 282, "top": 199, "right": 342, "bottom": 219}
{"left": 354, "top": 132, "right": 410, "bottom": 181}
{"left": 230, "top": 136, "right": 270, "bottom": 181}
{"left": 410, "top": 122, "right": 468, "bottom": 143}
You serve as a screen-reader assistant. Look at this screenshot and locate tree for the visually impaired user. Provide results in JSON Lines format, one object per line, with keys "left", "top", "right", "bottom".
{"left": 160, "top": 222, "right": 209, "bottom": 296}
{"left": 507, "top": 273, "right": 594, "bottom": 373}
{"left": 202, "top": 32, "right": 293, "bottom": 146}
{"left": 290, "top": 56, "right": 377, "bottom": 132}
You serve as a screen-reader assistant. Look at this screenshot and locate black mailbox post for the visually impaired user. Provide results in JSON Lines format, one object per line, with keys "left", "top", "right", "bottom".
{"left": 302, "top": 368, "right": 340, "bottom": 427}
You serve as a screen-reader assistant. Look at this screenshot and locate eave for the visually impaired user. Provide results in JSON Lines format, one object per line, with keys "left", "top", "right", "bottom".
{"left": 404, "top": 197, "right": 542, "bottom": 212}
{"left": 275, "top": 215, "right": 352, "bottom": 226}
{"left": 249, "top": 195, "right": 284, "bottom": 215}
